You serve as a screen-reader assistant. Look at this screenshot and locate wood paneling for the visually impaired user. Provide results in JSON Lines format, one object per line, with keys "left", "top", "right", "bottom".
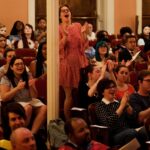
{"left": 35, "top": 0, "right": 46, "bottom": 25}
{"left": 142, "top": 0, "right": 150, "bottom": 28}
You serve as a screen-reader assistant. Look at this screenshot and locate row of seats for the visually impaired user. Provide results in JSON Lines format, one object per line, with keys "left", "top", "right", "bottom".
{"left": 0, "top": 48, "right": 37, "bottom": 67}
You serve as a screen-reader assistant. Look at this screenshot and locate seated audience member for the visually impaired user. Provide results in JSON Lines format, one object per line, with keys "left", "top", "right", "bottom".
{"left": 87, "top": 23, "right": 96, "bottom": 41}
{"left": 95, "top": 78, "right": 148, "bottom": 147}
{"left": 78, "top": 60, "right": 115, "bottom": 109}
{"left": 118, "top": 35, "right": 140, "bottom": 63}
{"left": 0, "top": 103, "right": 26, "bottom": 149}
{"left": 95, "top": 41, "right": 109, "bottom": 66}
{"left": 29, "top": 41, "right": 46, "bottom": 78}
{"left": 34, "top": 18, "right": 46, "bottom": 44}
{"left": 0, "top": 49, "right": 16, "bottom": 79}
{"left": 59, "top": 117, "right": 109, "bottom": 150}
{"left": 10, "top": 127, "right": 37, "bottom": 150}
{"left": 0, "top": 57, "right": 47, "bottom": 135}
{"left": 17, "top": 24, "right": 37, "bottom": 49}
{"left": 0, "top": 23, "right": 11, "bottom": 48}
{"left": 96, "top": 30, "right": 109, "bottom": 43}
{"left": 9, "top": 20, "right": 24, "bottom": 48}
{"left": 119, "top": 26, "right": 133, "bottom": 47}
{"left": 78, "top": 64, "right": 106, "bottom": 109}
{"left": 115, "top": 64, "right": 135, "bottom": 101}
{"left": 137, "top": 25, "right": 150, "bottom": 46}
{"left": 0, "top": 34, "right": 7, "bottom": 59}
{"left": 129, "top": 70, "right": 150, "bottom": 128}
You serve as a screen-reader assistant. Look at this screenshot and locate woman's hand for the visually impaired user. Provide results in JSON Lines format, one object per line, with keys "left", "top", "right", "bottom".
{"left": 81, "top": 22, "right": 88, "bottom": 34}
{"left": 120, "top": 92, "right": 129, "bottom": 108}
{"left": 28, "top": 79, "right": 36, "bottom": 87}
{"left": 17, "top": 80, "right": 25, "bottom": 90}
{"left": 107, "top": 60, "right": 115, "bottom": 72}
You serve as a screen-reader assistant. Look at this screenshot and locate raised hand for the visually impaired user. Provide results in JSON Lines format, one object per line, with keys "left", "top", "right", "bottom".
{"left": 120, "top": 91, "right": 129, "bottom": 108}
{"left": 81, "top": 22, "right": 88, "bottom": 33}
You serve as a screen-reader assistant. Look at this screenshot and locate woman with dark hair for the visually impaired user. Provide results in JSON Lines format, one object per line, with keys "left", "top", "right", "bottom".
{"left": 0, "top": 56, "right": 47, "bottom": 134}
{"left": 95, "top": 41, "right": 109, "bottom": 67}
{"left": 96, "top": 30, "right": 109, "bottom": 43}
{"left": 9, "top": 20, "right": 24, "bottom": 42}
{"left": 78, "top": 64, "right": 106, "bottom": 109}
{"left": 138, "top": 25, "right": 150, "bottom": 46}
{"left": 29, "top": 41, "right": 46, "bottom": 78}
{"left": 115, "top": 64, "right": 135, "bottom": 101}
{"left": 59, "top": 4, "right": 88, "bottom": 119}
{"left": 17, "top": 24, "right": 37, "bottom": 49}
{"left": 95, "top": 78, "right": 148, "bottom": 147}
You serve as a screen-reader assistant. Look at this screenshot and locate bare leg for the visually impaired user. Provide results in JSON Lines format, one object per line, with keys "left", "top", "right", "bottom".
{"left": 63, "top": 87, "right": 73, "bottom": 120}
{"left": 31, "top": 105, "right": 47, "bottom": 134}
{"left": 24, "top": 104, "right": 32, "bottom": 126}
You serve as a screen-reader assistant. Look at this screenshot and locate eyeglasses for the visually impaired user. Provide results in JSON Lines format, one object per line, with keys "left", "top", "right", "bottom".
{"left": 14, "top": 62, "right": 24, "bottom": 67}
{"left": 143, "top": 79, "right": 150, "bottom": 83}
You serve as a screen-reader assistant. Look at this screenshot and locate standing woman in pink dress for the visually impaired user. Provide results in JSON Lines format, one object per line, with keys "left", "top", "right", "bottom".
{"left": 59, "top": 5, "right": 88, "bottom": 120}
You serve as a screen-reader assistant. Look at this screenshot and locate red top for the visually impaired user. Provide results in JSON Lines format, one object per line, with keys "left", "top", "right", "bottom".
{"left": 115, "top": 84, "right": 135, "bottom": 100}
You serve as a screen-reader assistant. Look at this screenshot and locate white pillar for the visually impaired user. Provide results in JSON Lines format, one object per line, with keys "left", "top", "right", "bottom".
{"left": 96, "top": 0, "right": 104, "bottom": 30}
{"left": 28, "top": 0, "right": 35, "bottom": 29}
{"left": 136, "top": 0, "right": 142, "bottom": 34}
{"left": 103, "top": 0, "right": 114, "bottom": 34}
{"left": 47, "top": 0, "right": 59, "bottom": 121}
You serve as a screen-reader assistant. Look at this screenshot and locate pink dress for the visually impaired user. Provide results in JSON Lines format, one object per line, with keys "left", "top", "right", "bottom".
{"left": 59, "top": 23, "right": 88, "bottom": 88}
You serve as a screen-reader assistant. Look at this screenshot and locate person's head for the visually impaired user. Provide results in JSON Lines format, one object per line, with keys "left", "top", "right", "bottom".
{"left": 64, "top": 118, "right": 91, "bottom": 146}
{"left": 120, "top": 26, "right": 132, "bottom": 39}
{"left": 124, "top": 35, "right": 137, "bottom": 51}
{"left": 87, "top": 23, "right": 93, "bottom": 35}
{"left": 24, "top": 24, "right": 34, "bottom": 37}
{"left": 0, "top": 34, "right": 6, "bottom": 49}
{"left": 10, "top": 20, "right": 24, "bottom": 35}
{"left": 6, "top": 56, "right": 29, "bottom": 88}
{"left": 8, "top": 57, "right": 25, "bottom": 77}
{"left": 4, "top": 49, "right": 16, "bottom": 64}
{"left": 10, "top": 127, "right": 36, "bottom": 150}
{"left": 112, "top": 45, "right": 121, "bottom": 59}
{"left": 142, "top": 25, "right": 150, "bottom": 36}
{"left": 97, "top": 78, "right": 116, "bottom": 100}
{"left": 59, "top": 4, "right": 71, "bottom": 23}
{"left": 96, "top": 30, "right": 109, "bottom": 42}
{"left": 95, "top": 41, "right": 109, "bottom": 61}
{"left": 115, "top": 64, "right": 129, "bottom": 83}
{"left": 137, "top": 70, "right": 150, "bottom": 95}
{"left": 37, "top": 17, "right": 46, "bottom": 30}
{"left": 0, "top": 23, "right": 7, "bottom": 36}
{"left": 80, "top": 64, "right": 101, "bottom": 83}
{"left": 2, "top": 103, "right": 26, "bottom": 139}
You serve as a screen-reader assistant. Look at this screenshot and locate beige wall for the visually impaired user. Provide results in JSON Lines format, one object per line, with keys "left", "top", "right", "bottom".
{"left": 0, "top": 0, "right": 28, "bottom": 35}
{"left": 114, "top": 0, "right": 136, "bottom": 34}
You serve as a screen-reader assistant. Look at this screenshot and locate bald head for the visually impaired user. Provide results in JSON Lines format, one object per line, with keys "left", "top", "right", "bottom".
{"left": 10, "top": 127, "right": 36, "bottom": 150}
